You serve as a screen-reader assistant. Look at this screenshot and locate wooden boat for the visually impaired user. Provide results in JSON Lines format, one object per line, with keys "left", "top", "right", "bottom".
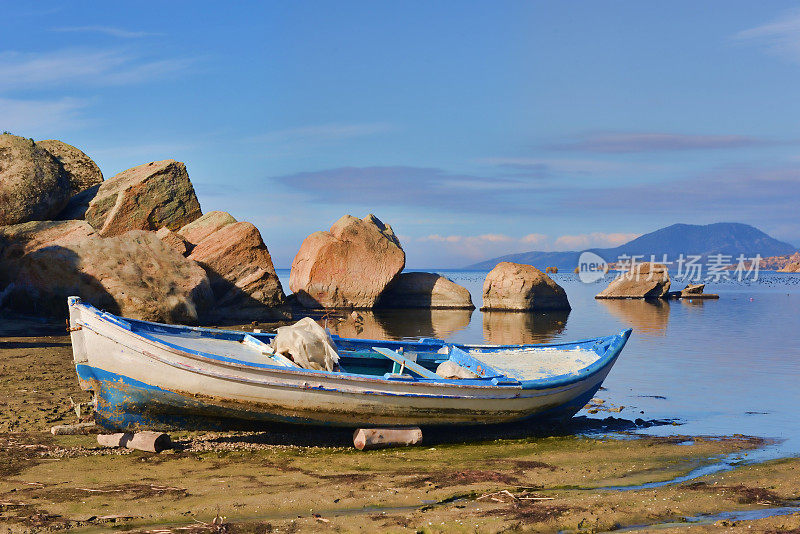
{"left": 67, "top": 297, "right": 632, "bottom": 431}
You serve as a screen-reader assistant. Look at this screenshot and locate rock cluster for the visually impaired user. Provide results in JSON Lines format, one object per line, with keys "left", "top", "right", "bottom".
{"left": 0, "top": 134, "right": 284, "bottom": 322}
{"left": 2, "top": 134, "right": 588, "bottom": 321}
{"left": 0, "top": 221, "right": 212, "bottom": 322}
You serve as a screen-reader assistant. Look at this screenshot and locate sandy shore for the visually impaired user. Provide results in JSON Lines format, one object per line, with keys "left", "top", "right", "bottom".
{"left": 1, "top": 317, "right": 799, "bottom": 533}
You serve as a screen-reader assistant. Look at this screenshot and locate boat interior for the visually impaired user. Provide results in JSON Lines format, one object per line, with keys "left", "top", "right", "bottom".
{"left": 96, "top": 310, "right": 611, "bottom": 385}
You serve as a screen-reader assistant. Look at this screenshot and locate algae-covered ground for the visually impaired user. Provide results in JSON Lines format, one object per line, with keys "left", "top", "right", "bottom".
{"left": 1, "top": 319, "right": 799, "bottom": 533}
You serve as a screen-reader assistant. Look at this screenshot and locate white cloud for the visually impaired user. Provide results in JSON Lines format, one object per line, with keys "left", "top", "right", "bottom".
{"left": 520, "top": 233, "right": 548, "bottom": 245}
{"left": 0, "top": 49, "right": 194, "bottom": 90}
{"left": 734, "top": 9, "right": 800, "bottom": 62}
{"left": 0, "top": 97, "right": 89, "bottom": 135}
{"left": 554, "top": 232, "right": 640, "bottom": 250}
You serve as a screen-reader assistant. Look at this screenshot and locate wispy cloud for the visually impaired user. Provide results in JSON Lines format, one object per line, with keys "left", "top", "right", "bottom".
{"left": 0, "top": 48, "right": 194, "bottom": 91}
{"left": 734, "top": 9, "right": 800, "bottom": 62}
{"left": 0, "top": 97, "right": 89, "bottom": 134}
{"left": 51, "top": 26, "right": 158, "bottom": 38}
{"left": 269, "top": 165, "right": 553, "bottom": 213}
{"left": 478, "top": 157, "right": 643, "bottom": 178}
{"left": 548, "top": 132, "right": 768, "bottom": 153}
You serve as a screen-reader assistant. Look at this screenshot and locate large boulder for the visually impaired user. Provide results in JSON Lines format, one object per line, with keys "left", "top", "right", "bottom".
{"left": 0, "top": 220, "right": 213, "bottom": 323}
{"left": 177, "top": 210, "right": 237, "bottom": 246}
{"left": 85, "top": 159, "right": 202, "bottom": 236}
{"left": 378, "top": 272, "right": 474, "bottom": 309}
{"left": 0, "top": 134, "right": 71, "bottom": 225}
{"left": 290, "top": 214, "right": 405, "bottom": 308}
{"left": 481, "top": 262, "right": 571, "bottom": 311}
{"left": 778, "top": 262, "right": 800, "bottom": 273}
{"left": 37, "top": 139, "right": 103, "bottom": 196}
{"left": 777, "top": 253, "right": 800, "bottom": 272}
{"left": 595, "top": 262, "right": 671, "bottom": 299}
{"left": 188, "top": 221, "right": 284, "bottom": 313}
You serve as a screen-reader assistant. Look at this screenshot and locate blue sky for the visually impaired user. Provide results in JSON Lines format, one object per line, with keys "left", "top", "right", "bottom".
{"left": 2, "top": 2, "right": 800, "bottom": 267}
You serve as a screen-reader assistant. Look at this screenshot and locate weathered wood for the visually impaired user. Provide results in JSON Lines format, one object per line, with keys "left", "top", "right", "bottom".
{"left": 353, "top": 427, "right": 422, "bottom": 450}
{"left": 50, "top": 422, "right": 98, "bottom": 435}
{"left": 97, "top": 431, "right": 172, "bottom": 452}
{"left": 372, "top": 347, "right": 439, "bottom": 379}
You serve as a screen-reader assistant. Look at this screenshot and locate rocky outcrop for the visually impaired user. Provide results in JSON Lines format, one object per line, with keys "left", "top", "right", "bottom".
{"left": 677, "top": 282, "right": 719, "bottom": 299}
{"left": 189, "top": 222, "right": 284, "bottom": 313}
{"left": 481, "top": 262, "right": 571, "bottom": 311}
{"left": 595, "top": 262, "right": 671, "bottom": 299}
{"left": 85, "top": 160, "right": 202, "bottom": 236}
{"left": 177, "top": 210, "right": 237, "bottom": 246}
{"left": 778, "top": 253, "right": 800, "bottom": 272}
{"left": 378, "top": 272, "right": 474, "bottom": 309}
{"left": 757, "top": 252, "right": 800, "bottom": 271}
{"left": 37, "top": 139, "right": 103, "bottom": 196}
{"left": 0, "top": 134, "right": 71, "bottom": 225}
{"left": 290, "top": 214, "right": 405, "bottom": 308}
{"left": 0, "top": 221, "right": 213, "bottom": 322}
{"left": 681, "top": 283, "right": 705, "bottom": 296}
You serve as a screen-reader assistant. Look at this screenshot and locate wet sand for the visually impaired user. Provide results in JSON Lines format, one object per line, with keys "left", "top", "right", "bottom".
{"left": 1, "top": 318, "right": 799, "bottom": 533}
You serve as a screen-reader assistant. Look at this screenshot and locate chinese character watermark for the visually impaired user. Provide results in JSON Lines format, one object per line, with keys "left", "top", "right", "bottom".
{"left": 576, "top": 252, "right": 762, "bottom": 283}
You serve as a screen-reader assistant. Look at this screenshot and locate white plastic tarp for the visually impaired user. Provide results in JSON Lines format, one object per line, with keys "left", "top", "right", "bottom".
{"left": 271, "top": 317, "right": 340, "bottom": 372}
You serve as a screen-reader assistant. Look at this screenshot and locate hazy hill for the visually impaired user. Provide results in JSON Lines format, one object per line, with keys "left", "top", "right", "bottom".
{"left": 466, "top": 223, "right": 797, "bottom": 270}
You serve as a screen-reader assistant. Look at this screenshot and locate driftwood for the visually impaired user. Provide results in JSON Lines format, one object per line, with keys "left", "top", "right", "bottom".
{"left": 97, "top": 431, "right": 172, "bottom": 452}
{"left": 50, "top": 422, "right": 98, "bottom": 435}
{"left": 353, "top": 427, "right": 422, "bottom": 450}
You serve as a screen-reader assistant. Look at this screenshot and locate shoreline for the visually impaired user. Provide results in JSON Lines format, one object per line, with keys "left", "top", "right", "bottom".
{"left": 2, "top": 320, "right": 799, "bottom": 531}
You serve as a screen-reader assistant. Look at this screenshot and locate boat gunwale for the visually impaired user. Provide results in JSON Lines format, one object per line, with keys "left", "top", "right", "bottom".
{"left": 71, "top": 299, "right": 631, "bottom": 392}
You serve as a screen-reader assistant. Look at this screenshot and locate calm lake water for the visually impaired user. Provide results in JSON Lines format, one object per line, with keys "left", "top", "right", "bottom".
{"left": 275, "top": 269, "right": 800, "bottom": 459}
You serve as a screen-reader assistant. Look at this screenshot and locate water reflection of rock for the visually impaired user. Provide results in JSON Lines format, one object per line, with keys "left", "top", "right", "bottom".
{"left": 679, "top": 297, "right": 707, "bottom": 308}
{"left": 597, "top": 299, "right": 670, "bottom": 335}
{"left": 328, "top": 308, "right": 473, "bottom": 340}
{"left": 482, "top": 311, "right": 569, "bottom": 345}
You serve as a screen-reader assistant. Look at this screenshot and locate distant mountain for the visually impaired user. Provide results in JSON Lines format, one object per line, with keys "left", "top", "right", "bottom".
{"left": 465, "top": 223, "right": 797, "bottom": 270}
